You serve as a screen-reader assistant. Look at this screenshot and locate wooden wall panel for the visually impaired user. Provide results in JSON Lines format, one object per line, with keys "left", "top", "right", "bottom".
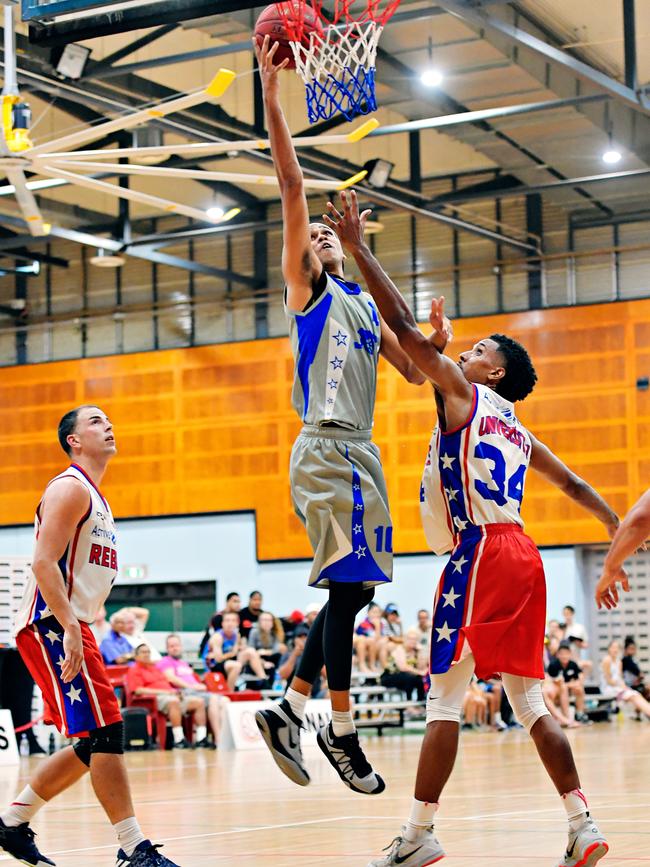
{"left": 1, "top": 297, "right": 649, "bottom": 558}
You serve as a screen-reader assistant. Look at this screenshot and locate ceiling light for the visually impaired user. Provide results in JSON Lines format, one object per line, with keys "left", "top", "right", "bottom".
{"left": 363, "top": 158, "right": 394, "bottom": 189}
{"left": 602, "top": 148, "right": 622, "bottom": 165}
{"left": 53, "top": 43, "right": 91, "bottom": 80}
{"left": 207, "top": 206, "right": 225, "bottom": 221}
{"left": 90, "top": 249, "right": 125, "bottom": 268}
{"left": 420, "top": 68, "right": 443, "bottom": 88}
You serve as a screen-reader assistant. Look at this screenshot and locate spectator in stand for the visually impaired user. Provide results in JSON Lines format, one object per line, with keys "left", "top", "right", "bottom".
{"left": 383, "top": 603, "right": 403, "bottom": 644}
{"left": 561, "top": 604, "right": 592, "bottom": 677}
{"left": 546, "top": 619, "right": 564, "bottom": 642}
{"left": 543, "top": 634, "right": 561, "bottom": 670}
{"left": 380, "top": 628, "right": 427, "bottom": 702}
{"left": 477, "top": 679, "right": 507, "bottom": 730}
{"left": 410, "top": 608, "right": 432, "bottom": 653}
{"left": 118, "top": 608, "right": 161, "bottom": 662}
{"left": 126, "top": 644, "right": 205, "bottom": 749}
{"left": 622, "top": 636, "right": 650, "bottom": 701}
{"left": 206, "top": 611, "right": 268, "bottom": 690}
{"left": 90, "top": 603, "right": 111, "bottom": 645}
{"left": 282, "top": 609, "right": 305, "bottom": 644}
{"left": 547, "top": 641, "right": 590, "bottom": 724}
{"left": 304, "top": 602, "right": 321, "bottom": 628}
{"left": 239, "top": 591, "right": 264, "bottom": 639}
{"left": 354, "top": 602, "right": 387, "bottom": 675}
{"left": 200, "top": 592, "right": 242, "bottom": 657}
{"left": 279, "top": 625, "right": 325, "bottom": 698}
{"left": 600, "top": 639, "right": 650, "bottom": 719}
{"left": 462, "top": 678, "right": 488, "bottom": 729}
{"left": 157, "top": 635, "right": 223, "bottom": 748}
{"left": 99, "top": 611, "right": 135, "bottom": 665}
{"left": 248, "top": 612, "right": 285, "bottom": 686}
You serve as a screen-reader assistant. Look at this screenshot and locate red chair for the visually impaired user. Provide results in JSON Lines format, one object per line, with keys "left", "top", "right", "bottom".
{"left": 203, "top": 672, "right": 262, "bottom": 702}
{"left": 123, "top": 679, "right": 168, "bottom": 750}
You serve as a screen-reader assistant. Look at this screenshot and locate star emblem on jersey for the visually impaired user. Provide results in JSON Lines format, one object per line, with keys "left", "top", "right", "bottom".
{"left": 353, "top": 484, "right": 360, "bottom": 491}
{"left": 445, "top": 487, "right": 458, "bottom": 501}
{"left": 56, "top": 655, "right": 65, "bottom": 669}
{"left": 451, "top": 555, "right": 468, "bottom": 573}
{"left": 355, "top": 546, "right": 367, "bottom": 559}
{"left": 442, "top": 587, "right": 461, "bottom": 608}
{"left": 333, "top": 330, "right": 348, "bottom": 346}
{"left": 353, "top": 524, "right": 363, "bottom": 534}
{"left": 441, "top": 454, "right": 456, "bottom": 470}
{"left": 354, "top": 503, "right": 364, "bottom": 511}
{"left": 436, "top": 621, "right": 456, "bottom": 643}
{"left": 66, "top": 685, "right": 82, "bottom": 705}
{"left": 330, "top": 356, "right": 344, "bottom": 369}
{"left": 453, "top": 516, "right": 468, "bottom": 531}
{"left": 45, "top": 630, "right": 62, "bottom": 644}
{"left": 327, "top": 398, "right": 334, "bottom": 404}
{"left": 327, "top": 379, "right": 338, "bottom": 390}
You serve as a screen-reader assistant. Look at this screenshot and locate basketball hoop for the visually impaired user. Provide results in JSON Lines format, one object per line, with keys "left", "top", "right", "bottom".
{"left": 276, "top": 0, "right": 402, "bottom": 124}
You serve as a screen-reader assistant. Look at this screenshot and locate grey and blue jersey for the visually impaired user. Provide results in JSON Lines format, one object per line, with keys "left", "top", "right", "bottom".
{"left": 287, "top": 272, "right": 381, "bottom": 430}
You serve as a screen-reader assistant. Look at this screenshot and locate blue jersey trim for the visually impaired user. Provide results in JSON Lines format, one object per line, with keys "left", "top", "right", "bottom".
{"left": 441, "top": 384, "right": 478, "bottom": 437}
{"left": 295, "top": 292, "right": 333, "bottom": 421}
{"left": 330, "top": 274, "right": 362, "bottom": 295}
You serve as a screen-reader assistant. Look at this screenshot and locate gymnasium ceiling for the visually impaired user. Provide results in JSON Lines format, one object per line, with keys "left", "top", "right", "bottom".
{"left": 2, "top": 0, "right": 650, "bottom": 268}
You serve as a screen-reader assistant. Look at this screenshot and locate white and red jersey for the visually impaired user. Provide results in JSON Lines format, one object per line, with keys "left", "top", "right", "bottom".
{"left": 15, "top": 464, "right": 118, "bottom": 634}
{"left": 420, "top": 384, "right": 532, "bottom": 555}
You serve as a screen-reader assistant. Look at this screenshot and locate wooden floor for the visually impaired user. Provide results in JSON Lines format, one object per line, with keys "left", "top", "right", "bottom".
{"left": 2, "top": 719, "right": 649, "bottom": 866}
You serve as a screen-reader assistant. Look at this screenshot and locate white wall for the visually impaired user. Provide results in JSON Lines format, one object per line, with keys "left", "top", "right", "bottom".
{"left": 0, "top": 512, "right": 585, "bottom": 626}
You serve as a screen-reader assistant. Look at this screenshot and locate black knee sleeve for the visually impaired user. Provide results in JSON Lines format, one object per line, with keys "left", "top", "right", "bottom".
{"left": 89, "top": 720, "right": 124, "bottom": 755}
{"left": 73, "top": 738, "right": 92, "bottom": 767}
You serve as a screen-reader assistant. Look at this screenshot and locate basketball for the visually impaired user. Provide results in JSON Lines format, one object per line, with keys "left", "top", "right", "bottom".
{"left": 254, "top": 3, "right": 319, "bottom": 70}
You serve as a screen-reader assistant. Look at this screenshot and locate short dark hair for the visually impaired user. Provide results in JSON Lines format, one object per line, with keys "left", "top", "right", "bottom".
{"left": 134, "top": 643, "right": 149, "bottom": 655}
{"left": 249, "top": 590, "right": 262, "bottom": 599}
{"left": 624, "top": 635, "right": 636, "bottom": 648}
{"left": 57, "top": 405, "right": 98, "bottom": 456}
{"left": 489, "top": 334, "right": 537, "bottom": 403}
{"left": 226, "top": 592, "right": 240, "bottom": 602}
{"left": 558, "top": 641, "right": 572, "bottom": 651}
{"left": 563, "top": 604, "right": 575, "bottom": 614}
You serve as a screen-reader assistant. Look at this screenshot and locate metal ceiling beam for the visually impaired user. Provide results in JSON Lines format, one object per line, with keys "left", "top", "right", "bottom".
{"left": 437, "top": 0, "right": 650, "bottom": 114}
{"left": 86, "top": 24, "right": 178, "bottom": 78}
{"left": 89, "top": 40, "right": 252, "bottom": 80}
{"left": 623, "top": 0, "right": 637, "bottom": 92}
{"left": 369, "top": 94, "right": 609, "bottom": 136}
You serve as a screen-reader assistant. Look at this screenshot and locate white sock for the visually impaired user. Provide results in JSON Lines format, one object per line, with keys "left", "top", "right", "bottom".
{"left": 331, "top": 709, "right": 355, "bottom": 737}
{"left": 172, "top": 726, "right": 185, "bottom": 744}
{"left": 404, "top": 798, "right": 438, "bottom": 843}
{"left": 561, "top": 789, "right": 589, "bottom": 831}
{"left": 195, "top": 725, "right": 207, "bottom": 742}
{"left": 285, "top": 687, "right": 308, "bottom": 721}
{"left": 113, "top": 816, "right": 146, "bottom": 856}
{"left": 1, "top": 786, "right": 47, "bottom": 827}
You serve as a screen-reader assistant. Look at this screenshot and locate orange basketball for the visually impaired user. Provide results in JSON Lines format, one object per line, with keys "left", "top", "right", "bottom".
{"left": 254, "top": 3, "right": 319, "bottom": 71}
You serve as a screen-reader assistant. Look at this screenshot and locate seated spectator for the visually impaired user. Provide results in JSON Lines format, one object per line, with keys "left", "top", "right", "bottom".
{"left": 410, "top": 609, "right": 432, "bottom": 653}
{"left": 278, "top": 625, "right": 325, "bottom": 698}
{"left": 281, "top": 609, "right": 305, "bottom": 644}
{"left": 199, "top": 592, "right": 242, "bottom": 656}
{"left": 157, "top": 634, "right": 224, "bottom": 748}
{"left": 90, "top": 604, "right": 110, "bottom": 645}
{"left": 622, "top": 636, "right": 650, "bottom": 702}
{"left": 126, "top": 644, "right": 205, "bottom": 749}
{"left": 206, "top": 611, "right": 268, "bottom": 690}
{"left": 562, "top": 604, "right": 592, "bottom": 678}
{"left": 354, "top": 602, "right": 387, "bottom": 674}
{"left": 248, "top": 612, "right": 285, "bottom": 685}
{"left": 100, "top": 612, "right": 135, "bottom": 665}
{"left": 383, "top": 604, "right": 403, "bottom": 644}
{"left": 304, "top": 602, "right": 321, "bottom": 628}
{"left": 239, "top": 591, "right": 263, "bottom": 639}
{"left": 380, "top": 628, "right": 427, "bottom": 702}
{"left": 600, "top": 639, "right": 650, "bottom": 720}
{"left": 543, "top": 634, "right": 561, "bottom": 670}
{"left": 546, "top": 619, "right": 563, "bottom": 641}
{"left": 462, "top": 678, "right": 488, "bottom": 729}
{"left": 477, "top": 679, "right": 507, "bottom": 730}
{"left": 547, "top": 641, "right": 589, "bottom": 724}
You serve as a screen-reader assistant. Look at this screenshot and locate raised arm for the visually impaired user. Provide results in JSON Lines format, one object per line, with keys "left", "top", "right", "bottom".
{"left": 254, "top": 36, "right": 321, "bottom": 311}
{"left": 31, "top": 478, "right": 90, "bottom": 683}
{"left": 595, "top": 489, "right": 650, "bottom": 609}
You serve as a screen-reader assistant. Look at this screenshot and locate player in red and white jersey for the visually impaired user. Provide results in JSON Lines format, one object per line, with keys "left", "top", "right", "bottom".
{"left": 322, "top": 196, "right": 618, "bottom": 867}
{"left": 0, "top": 405, "right": 180, "bottom": 867}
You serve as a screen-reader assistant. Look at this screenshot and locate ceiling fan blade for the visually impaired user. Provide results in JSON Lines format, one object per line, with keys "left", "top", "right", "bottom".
{"left": 27, "top": 68, "right": 237, "bottom": 159}
{"left": 3, "top": 168, "right": 50, "bottom": 237}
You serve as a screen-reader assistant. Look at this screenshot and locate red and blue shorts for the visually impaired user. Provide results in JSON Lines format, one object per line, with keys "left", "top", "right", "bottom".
{"left": 430, "top": 523, "right": 546, "bottom": 681}
{"left": 16, "top": 617, "right": 122, "bottom": 738}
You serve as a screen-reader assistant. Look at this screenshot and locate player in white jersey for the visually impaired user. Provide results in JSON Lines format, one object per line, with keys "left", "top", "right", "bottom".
{"left": 253, "top": 37, "right": 426, "bottom": 796}
{"left": 0, "top": 406, "right": 180, "bottom": 867}
{"left": 322, "top": 197, "right": 618, "bottom": 867}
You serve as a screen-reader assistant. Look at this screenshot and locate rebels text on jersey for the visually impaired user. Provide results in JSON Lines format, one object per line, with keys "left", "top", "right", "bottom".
{"left": 420, "top": 384, "right": 532, "bottom": 555}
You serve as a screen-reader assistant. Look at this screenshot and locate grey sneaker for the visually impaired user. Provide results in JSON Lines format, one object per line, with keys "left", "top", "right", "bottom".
{"left": 367, "top": 826, "right": 445, "bottom": 866}
{"left": 255, "top": 699, "right": 310, "bottom": 786}
{"left": 317, "top": 723, "right": 385, "bottom": 795}
{"left": 557, "top": 817, "right": 608, "bottom": 867}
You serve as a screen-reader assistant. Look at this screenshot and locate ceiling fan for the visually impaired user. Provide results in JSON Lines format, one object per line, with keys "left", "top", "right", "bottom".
{"left": 0, "top": 6, "right": 376, "bottom": 239}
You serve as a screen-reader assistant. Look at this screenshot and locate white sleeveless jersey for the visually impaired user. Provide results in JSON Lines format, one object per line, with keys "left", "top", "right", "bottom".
{"left": 14, "top": 464, "right": 118, "bottom": 633}
{"left": 420, "top": 384, "right": 532, "bottom": 555}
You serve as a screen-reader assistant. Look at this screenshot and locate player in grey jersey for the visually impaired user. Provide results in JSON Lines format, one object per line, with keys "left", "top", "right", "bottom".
{"left": 253, "top": 37, "right": 429, "bottom": 795}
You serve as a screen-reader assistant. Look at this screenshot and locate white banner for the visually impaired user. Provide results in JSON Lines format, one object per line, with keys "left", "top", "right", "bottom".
{"left": 222, "top": 699, "right": 331, "bottom": 751}
{"left": 0, "top": 709, "right": 20, "bottom": 765}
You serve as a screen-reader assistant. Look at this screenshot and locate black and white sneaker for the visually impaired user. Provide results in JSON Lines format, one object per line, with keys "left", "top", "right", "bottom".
{"left": 0, "top": 817, "right": 56, "bottom": 866}
{"left": 317, "top": 723, "right": 385, "bottom": 795}
{"left": 255, "top": 700, "right": 310, "bottom": 786}
{"left": 116, "top": 840, "right": 181, "bottom": 867}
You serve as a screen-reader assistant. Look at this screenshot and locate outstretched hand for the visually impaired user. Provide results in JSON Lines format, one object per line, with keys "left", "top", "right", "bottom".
{"left": 429, "top": 296, "right": 453, "bottom": 351}
{"left": 322, "top": 189, "right": 372, "bottom": 252}
{"left": 595, "top": 565, "right": 630, "bottom": 610}
{"left": 253, "top": 34, "right": 290, "bottom": 98}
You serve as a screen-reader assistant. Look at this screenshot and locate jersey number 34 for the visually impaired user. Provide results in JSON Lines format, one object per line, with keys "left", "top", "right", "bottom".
{"left": 474, "top": 442, "right": 526, "bottom": 511}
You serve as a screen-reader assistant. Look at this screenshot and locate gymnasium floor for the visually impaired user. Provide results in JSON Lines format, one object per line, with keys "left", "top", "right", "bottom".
{"left": 2, "top": 720, "right": 648, "bottom": 866}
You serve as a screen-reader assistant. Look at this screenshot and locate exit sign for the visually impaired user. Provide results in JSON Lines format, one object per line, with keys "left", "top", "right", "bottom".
{"left": 124, "top": 565, "right": 147, "bottom": 579}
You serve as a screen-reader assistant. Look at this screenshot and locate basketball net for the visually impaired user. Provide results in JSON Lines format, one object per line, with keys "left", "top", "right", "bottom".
{"left": 276, "top": 0, "right": 402, "bottom": 124}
